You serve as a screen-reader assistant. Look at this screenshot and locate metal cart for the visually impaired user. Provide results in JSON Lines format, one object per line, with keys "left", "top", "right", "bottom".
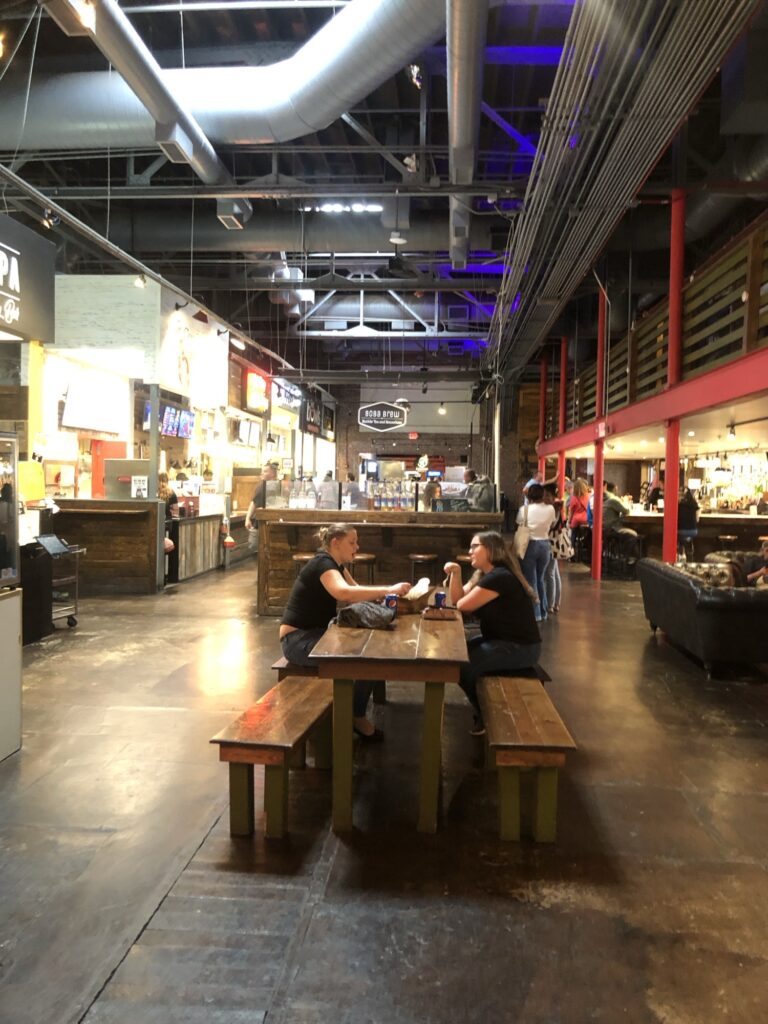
{"left": 37, "top": 535, "right": 86, "bottom": 628}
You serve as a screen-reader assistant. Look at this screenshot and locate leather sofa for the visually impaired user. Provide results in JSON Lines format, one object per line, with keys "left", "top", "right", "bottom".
{"left": 635, "top": 558, "right": 768, "bottom": 678}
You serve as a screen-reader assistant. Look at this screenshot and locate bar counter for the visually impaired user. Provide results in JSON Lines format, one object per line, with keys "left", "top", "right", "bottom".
{"left": 625, "top": 511, "right": 768, "bottom": 559}
{"left": 253, "top": 508, "right": 503, "bottom": 615}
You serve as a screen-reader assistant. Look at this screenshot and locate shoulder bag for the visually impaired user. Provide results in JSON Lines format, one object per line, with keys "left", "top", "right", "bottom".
{"left": 550, "top": 515, "right": 574, "bottom": 561}
{"left": 514, "top": 504, "right": 531, "bottom": 560}
{"left": 334, "top": 601, "right": 396, "bottom": 629}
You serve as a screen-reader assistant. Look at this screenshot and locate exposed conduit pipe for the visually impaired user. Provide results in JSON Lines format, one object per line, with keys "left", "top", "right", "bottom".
{"left": 446, "top": 0, "right": 489, "bottom": 269}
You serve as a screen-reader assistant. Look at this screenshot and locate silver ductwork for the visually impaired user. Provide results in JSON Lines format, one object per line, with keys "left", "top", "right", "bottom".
{"left": 446, "top": 0, "right": 489, "bottom": 269}
{"left": 109, "top": 210, "right": 494, "bottom": 253}
{"left": 3, "top": 0, "right": 445, "bottom": 150}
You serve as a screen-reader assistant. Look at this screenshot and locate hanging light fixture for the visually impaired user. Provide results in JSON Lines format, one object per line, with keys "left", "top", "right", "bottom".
{"left": 438, "top": 402, "right": 447, "bottom": 416}
{"left": 265, "top": 427, "right": 276, "bottom": 450}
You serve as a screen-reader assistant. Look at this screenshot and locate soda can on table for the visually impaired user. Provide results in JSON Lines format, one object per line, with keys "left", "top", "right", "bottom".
{"left": 434, "top": 590, "right": 447, "bottom": 609}
{"left": 384, "top": 594, "right": 398, "bottom": 611}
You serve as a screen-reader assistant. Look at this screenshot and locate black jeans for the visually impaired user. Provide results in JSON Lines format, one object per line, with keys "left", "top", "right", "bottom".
{"left": 459, "top": 635, "right": 542, "bottom": 714}
{"left": 280, "top": 628, "right": 378, "bottom": 718}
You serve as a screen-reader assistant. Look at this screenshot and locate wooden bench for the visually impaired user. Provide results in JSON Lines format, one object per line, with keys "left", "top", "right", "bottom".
{"left": 272, "top": 657, "right": 386, "bottom": 703}
{"left": 478, "top": 675, "right": 576, "bottom": 842}
{"left": 210, "top": 677, "right": 332, "bottom": 839}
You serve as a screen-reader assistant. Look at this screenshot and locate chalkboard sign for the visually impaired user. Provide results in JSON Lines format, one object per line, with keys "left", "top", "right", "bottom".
{"left": 432, "top": 497, "right": 470, "bottom": 512}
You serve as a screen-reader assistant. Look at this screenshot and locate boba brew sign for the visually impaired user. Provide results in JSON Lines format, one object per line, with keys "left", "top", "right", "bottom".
{"left": 358, "top": 401, "right": 408, "bottom": 432}
{"left": 0, "top": 213, "right": 55, "bottom": 343}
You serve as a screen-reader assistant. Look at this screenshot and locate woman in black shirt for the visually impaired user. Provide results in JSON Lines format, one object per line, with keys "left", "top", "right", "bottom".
{"left": 280, "top": 523, "right": 411, "bottom": 739}
{"left": 444, "top": 531, "right": 541, "bottom": 735}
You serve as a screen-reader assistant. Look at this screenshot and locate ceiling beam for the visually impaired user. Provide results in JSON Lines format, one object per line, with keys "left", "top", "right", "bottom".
{"left": 277, "top": 369, "right": 481, "bottom": 384}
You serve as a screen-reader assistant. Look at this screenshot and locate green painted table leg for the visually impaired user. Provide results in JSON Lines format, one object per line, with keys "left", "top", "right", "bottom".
{"left": 417, "top": 681, "right": 445, "bottom": 833}
{"left": 533, "top": 767, "right": 559, "bottom": 843}
{"left": 228, "top": 762, "right": 255, "bottom": 836}
{"left": 332, "top": 678, "right": 355, "bottom": 831}
{"left": 498, "top": 766, "right": 521, "bottom": 841}
{"left": 372, "top": 680, "right": 387, "bottom": 704}
{"left": 311, "top": 711, "right": 333, "bottom": 770}
{"left": 264, "top": 761, "right": 289, "bottom": 839}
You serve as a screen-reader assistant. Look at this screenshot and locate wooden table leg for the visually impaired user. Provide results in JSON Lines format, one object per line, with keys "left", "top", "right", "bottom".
{"left": 228, "top": 762, "right": 255, "bottom": 836}
{"left": 417, "top": 681, "right": 445, "bottom": 833}
{"left": 332, "top": 678, "right": 355, "bottom": 831}
{"left": 533, "top": 767, "right": 558, "bottom": 843}
{"left": 264, "top": 760, "right": 289, "bottom": 839}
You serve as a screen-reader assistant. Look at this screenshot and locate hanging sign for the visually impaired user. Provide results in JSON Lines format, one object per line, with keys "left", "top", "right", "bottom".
{"left": 358, "top": 401, "right": 408, "bottom": 432}
{"left": 0, "top": 212, "right": 55, "bottom": 343}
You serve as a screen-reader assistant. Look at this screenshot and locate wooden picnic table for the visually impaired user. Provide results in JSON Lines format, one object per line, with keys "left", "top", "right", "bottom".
{"left": 309, "top": 611, "right": 469, "bottom": 833}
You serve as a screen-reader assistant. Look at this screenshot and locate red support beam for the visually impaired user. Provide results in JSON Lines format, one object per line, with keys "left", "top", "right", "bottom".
{"left": 662, "top": 420, "right": 680, "bottom": 563}
{"left": 667, "top": 188, "right": 686, "bottom": 388}
{"left": 559, "top": 335, "right": 568, "bottom": 435}
{"left": 557, "top": 451, "right": 566, "bottom": 500}
{"left": 591, "top": 440, "right": 604, "bottom": 581}
{"left": 537, "top": 345, "right": 768, "bottom": 458}
{"left": 538, "top": 352, "right": 548, "bottom": 445}
{"left": 596, "top": 290, "right": 607, "bottom": 419}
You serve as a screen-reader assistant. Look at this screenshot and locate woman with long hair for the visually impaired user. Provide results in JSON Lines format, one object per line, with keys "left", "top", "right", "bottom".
{"left": 444, "top": 531, "right": 541, "bottom": 735}
{"left": 280, "top": 523, "right": 411, "bottom": 739}
{"left": 517, "top": 483, "right": 555, "bottom": 621}
{"left": 568, "top": 477, "right": 590, "bottom": 527}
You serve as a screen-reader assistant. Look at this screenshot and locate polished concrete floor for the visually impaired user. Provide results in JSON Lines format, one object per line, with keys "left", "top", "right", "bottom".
{"left": 2, "top": 563, "right": 768, "bottom": 1024}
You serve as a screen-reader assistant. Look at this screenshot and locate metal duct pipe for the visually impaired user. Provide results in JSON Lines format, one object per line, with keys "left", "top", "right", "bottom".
{"left": 309, "top": 296, "right": 450, "bottom": 320}
{"left": 320, "top": 339, "right": 471, "bottom": 356}
{"left": 3, "top": 0, "right": 445, "bottom": 150}
{"left": 446, "top": 0, "right": 489, "bottom": 269}
{"left": 109, "top": 210, "right": 494, "bottom": 253}
{"left": 43, "top": 0, "right": 251, "bottom": 228}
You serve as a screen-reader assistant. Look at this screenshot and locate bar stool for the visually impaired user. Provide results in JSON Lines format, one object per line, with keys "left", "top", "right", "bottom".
{"left": 349, "top": 552, "right": 377, "bottom": 584}
{"left": 292, "top": 552, "right": 316, "bottom": 577}
{"left": 717, "top": 534, "right": 737, "bottom": 552}
{"left": 408, "top": 553, "right": 437, "bottom": 584}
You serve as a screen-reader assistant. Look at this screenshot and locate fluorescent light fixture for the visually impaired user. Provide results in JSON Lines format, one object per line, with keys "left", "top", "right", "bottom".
{"left": 365, "top": 203, "right": 384, "bottom": 213}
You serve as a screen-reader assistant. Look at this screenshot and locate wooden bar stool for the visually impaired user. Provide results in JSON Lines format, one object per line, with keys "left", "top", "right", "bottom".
{"left": 408, "top": 553, "right": 437, "bottom": 584}
{"left": 292, "top": 552, "right": 316, "bottom": 577}
{"left": 717, "top": 534, "right": 737, "bottom": 551}
{"left": 349, "top": 553, "right": 377, "bottom": 584}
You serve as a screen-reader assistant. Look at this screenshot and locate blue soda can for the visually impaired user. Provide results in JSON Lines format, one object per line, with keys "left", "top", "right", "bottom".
{"left": 434, "top": 591, "right": 447, "bottom": 609}
{"left": 384, "top": 594, "right": 398, "bottom": 611}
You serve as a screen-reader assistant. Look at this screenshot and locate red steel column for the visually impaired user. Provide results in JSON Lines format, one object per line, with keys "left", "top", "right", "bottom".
{"left": 667, "top": 188, "right": 686, "bottom": 388}
{"left": 591, "top": 439, "right": 604, "bottom": 581}
{"left": 596, "top": 290, "right": 607, "bottom": 419}
{"left": 559, "top": 335, "right": 568, "bottom": 435}
{"left": 557, "top": 451, "right": 566, "bottom": 501}
{"left": 662, "top": 419, "right": 680, "bottom": 563}
{"left": 538, "top": 352, "right": 548, "bottom": 478}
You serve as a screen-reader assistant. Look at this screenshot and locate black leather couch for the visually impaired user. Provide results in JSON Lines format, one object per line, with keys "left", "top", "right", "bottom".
{"left": 635, "top": 558, "right": 768, "bottom": 678}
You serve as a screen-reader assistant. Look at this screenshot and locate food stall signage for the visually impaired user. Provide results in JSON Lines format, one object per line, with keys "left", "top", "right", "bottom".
{"left": 0, "top": 212, "right": 55, "bottom": 343}
{"left": 358, "top": 401, "right": 408, "bottom": 432}
{"left": 244, "top": 369, "right": 269, "bottom": 414}
{"left": 272, "top": 379, "right": 302, "bottom": 411}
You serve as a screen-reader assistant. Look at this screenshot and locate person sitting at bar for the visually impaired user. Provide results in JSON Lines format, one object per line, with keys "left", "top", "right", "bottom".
{"left": 463, "top": 468, "right": 494, "bottom": 511}
{"left": 677, "top": 486, "right": 699, "bottom": 555}
{"left": 603, "top": 481, "right": 640, "bottom": 560}
{"left": 444, "top": 531, "right": 541, "bottom": 736}
{"left": 279, "top": 523, "right": 412, "bottom": 740}
{"left": 743, "top": 540, "right": 768, "bottom": 586}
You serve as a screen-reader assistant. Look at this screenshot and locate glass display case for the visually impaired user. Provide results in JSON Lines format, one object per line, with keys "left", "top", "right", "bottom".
{"left": 0, "top": 433, "right": 19, "bottom": 587}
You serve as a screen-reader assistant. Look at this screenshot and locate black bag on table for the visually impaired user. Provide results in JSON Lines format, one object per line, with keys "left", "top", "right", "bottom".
{"left": 334, "top": 601, "right": 396, "bottom": 629}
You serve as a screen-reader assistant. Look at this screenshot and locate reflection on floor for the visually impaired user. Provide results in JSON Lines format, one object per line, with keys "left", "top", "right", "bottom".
{"left": 2, "top": 563, "right": 768, "bottom": 1024}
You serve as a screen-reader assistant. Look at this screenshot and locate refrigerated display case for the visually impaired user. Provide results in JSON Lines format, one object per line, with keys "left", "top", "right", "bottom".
{"left": 0, "top": 433, "right": 19, "bottom": 589}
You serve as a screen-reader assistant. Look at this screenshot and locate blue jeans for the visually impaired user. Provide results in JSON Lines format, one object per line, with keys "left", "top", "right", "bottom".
{"left": 459, "top": 635, "right": 542, "bottom": 713}
{"left": 543, "top": 556, "right": 561, "bottom": 610}
{"left": 522, "top": 539, "right": 551, "bottom": 620}
{"left": 280, "top": 628, "right": 377, "bottom": 718}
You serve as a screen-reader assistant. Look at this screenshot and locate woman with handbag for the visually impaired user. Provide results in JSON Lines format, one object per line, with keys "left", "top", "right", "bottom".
{"left": 444, "top": 531, "right": 541, "bottom": 736}
{"left": 279, "top": 523, "right": 411, "bottom": 740}
{"left": 515, "top": 483, "right": 555, "bottom": 621}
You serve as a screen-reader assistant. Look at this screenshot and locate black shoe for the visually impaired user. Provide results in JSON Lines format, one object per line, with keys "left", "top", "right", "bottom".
{"left": 353, "top": 726, "right": 385, "bottom": 743}
{"left": 469, "top": 717, "right": 486, "bottom": 737}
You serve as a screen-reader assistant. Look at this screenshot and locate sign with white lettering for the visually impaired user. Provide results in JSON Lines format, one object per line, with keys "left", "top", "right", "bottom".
{"left": 358, "top": 401, "right": 408, "bottom": 432}
{"left": 0, "top": 213, "right": 55, "bottom": 343}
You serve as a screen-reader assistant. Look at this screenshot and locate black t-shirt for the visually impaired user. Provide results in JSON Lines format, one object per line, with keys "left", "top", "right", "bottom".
{"left": 282, "top": 552, "right": 342, "bottom": 630}
{"left": 474, "top": 565, "right": 540, "bottom": 645}
{"left": 743, "top": 554, "right": 768, "bottom": 581}
{"left": 678, "top": 499, "right": 698, "bottom": 531}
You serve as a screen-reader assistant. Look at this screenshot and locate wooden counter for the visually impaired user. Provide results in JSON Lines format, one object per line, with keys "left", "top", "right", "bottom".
{"left": 56, "top": 499, "right": 161, "bottom": 595}
{"left": 625, "top": 511, "right": 768, "bottom": 559}
{"left": 253, "top": 509, "right": 503, "bottom": 616}
{"left": 177, "top": 514, "right": 224, "bottom": 581}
